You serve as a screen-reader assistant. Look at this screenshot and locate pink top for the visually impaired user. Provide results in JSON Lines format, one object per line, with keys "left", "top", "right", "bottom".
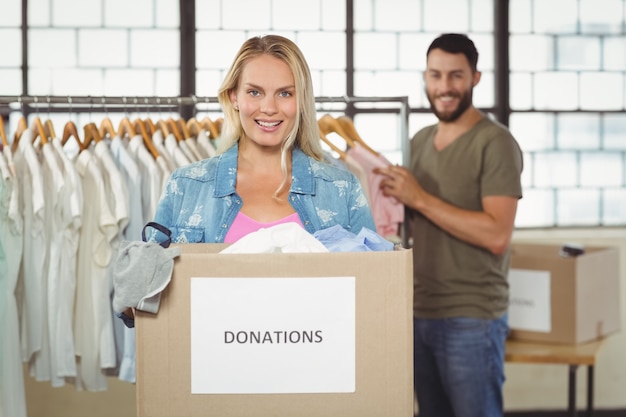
{"left": 224, "top": 211, "right": 304, "bottom": 243}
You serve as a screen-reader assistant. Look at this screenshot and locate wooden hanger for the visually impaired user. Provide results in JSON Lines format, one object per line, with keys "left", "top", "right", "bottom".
{"left": 82, "top": 122, "right": 102, "bottom": 149}
{"left": 214, "top": 117, "right": 223, "bottom": 136}
{"left": 317, "top": 114, "right": 355, "bottom": 148}
{"left": 44, "top": 119, "right": 57, "bottom": 140}
{"left": 319, "top": 133, "right": 347, "bottom": 160}
{"left": 144, "top": 118, "right": 157, "bottom": 137}
{"left": 186, "top": 117, "right": 204, "bottom": 138}
{"left": 117, "top": 117, "right": 135, "bottom": 139}
{"left": 11, "top": 116, "right": 28, "bottom": 152}
{"left": 30, "top": 117, "right": 49, "bottom": 146}
{"left": 134, "top": 118, "right": 160, "bottom": 159}
{"left": 99, "top": 117, "right": 117, "bottom": 139}
{"left": 200, "top": 116, "right": 220, "bottom": 139}
{"left": 337, "top": 116, "right": 379, "bottom": 156}
{"left": 177, "top": 118, "right": 191, "bottom": 140}
{"left": 0, "top": 117, "right": 8, "bottom": 148}
{"left": 62, "top": 120, "right": 85, "bottom": 151}
{"left": 166, "top": 118, "right": 183, "bottom": 142}
{"left": 156, "top": 119, "right": 170, "bottom": 137}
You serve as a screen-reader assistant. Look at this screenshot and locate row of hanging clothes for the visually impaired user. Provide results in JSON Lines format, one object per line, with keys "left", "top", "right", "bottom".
{"left": 0, "top": 105, "right": 403, "bottom": 417}
{"left": 0, "top": 111, "right": 226, "bottom": 417}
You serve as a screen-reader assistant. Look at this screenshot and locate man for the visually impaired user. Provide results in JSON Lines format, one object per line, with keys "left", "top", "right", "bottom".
{"left": 376, "top": 33, "right": 523, "bottom": 417}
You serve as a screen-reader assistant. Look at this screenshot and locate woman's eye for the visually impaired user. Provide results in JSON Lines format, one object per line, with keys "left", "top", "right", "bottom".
{"left": 248, "top": 90, "right": 260, "bottom": 97}
{"left": 279, "top": 91, "right": 292, "bottom": 97}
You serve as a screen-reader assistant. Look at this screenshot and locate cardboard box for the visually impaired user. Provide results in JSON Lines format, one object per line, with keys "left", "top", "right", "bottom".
{"left": 136, "top": 244, "right": 413, "bottom": 417}
{"left": 507, "top": 243, "right": 621, "bottom": 344}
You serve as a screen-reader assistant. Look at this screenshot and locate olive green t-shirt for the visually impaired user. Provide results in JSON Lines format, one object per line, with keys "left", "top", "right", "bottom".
{"left": 409, "top": 116, "right": 523, "bottom": 319}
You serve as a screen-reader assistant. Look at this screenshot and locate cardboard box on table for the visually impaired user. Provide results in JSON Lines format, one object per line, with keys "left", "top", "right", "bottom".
{"left": 507, "top": 243, "right": 621, "bottom": 344}
{"left": 135, "top": 243, "right": 413, "bottom": 417}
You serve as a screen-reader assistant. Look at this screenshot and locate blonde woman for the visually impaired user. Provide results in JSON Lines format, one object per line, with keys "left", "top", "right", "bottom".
{"left": 152, "top": 35, "right": 374, "bottom": 243}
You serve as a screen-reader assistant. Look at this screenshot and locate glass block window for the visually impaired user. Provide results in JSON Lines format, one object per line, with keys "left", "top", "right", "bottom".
{"left": 354, "top": 0, "right": 494, "bottom": 108}
{"left": 4, "top": 0, "right": 626, "bottom": 228}
{"left": 26, "top": 0, "right": 180, "bottom": 97}
{"left": 510, "top": 0, "right": 626, "bottom": 227}
{"left": 194, "top": 0, "right": 347, "bottom": 98}
{"left": 354, "top": 0, "right": 496, "bottom": 195}
{"left": 0, "top": 0, "right": 23, "bottom": 95}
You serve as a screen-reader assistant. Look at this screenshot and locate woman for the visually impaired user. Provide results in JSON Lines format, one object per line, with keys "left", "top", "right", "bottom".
{"left": 152, "top": 35, "right": 374, "bottom": 243}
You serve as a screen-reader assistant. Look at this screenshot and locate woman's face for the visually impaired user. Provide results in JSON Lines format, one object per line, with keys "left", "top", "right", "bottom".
{"left": 230, "top": 54, "right": 297, "bottom": 150}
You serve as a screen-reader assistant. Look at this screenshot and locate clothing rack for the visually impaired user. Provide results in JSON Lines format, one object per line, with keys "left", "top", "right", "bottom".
{"left": 1, "top": 93, "right": 411, "bottom": 245}
{"left": 0, "top": 95, "right": 408, "bottom": 106}
{"left": 0, "top": 94, "right": 410, "bottom": 164}
{"left": 0, "top": 94, "right": 408, "bottom": 115}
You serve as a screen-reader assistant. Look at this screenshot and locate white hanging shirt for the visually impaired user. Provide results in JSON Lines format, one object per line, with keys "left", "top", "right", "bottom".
{"left": 0, "top": 147, "right": 26, "bottom": 417}
{"left": 93, "top": 141, "right": 130, "bottom": 372}
{"left": 14, "top": 130, "right": 46, "bottom": 366}
{"left": 74, "top": 149, "right": 117, "bottom": 392}
{"left": 127, "top": 135, "right": 163, "bottom": 223}
{"left": 30, "top": 141, "right": 65, "bottom": 386}
{"left": 164, "top": 132, "right": 191, "bottom": 168}
{"left": 50, "top": 137, "right": 82, "bottom": 382}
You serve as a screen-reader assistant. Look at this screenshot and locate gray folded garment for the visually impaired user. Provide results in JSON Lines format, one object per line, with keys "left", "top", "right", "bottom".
{"left": 112, "top": 240, "right": 181, "bottom": 314}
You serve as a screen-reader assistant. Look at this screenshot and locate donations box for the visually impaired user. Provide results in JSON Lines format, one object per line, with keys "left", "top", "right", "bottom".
{"left": 135, "top": 243, "right": 413, "bottom": 417}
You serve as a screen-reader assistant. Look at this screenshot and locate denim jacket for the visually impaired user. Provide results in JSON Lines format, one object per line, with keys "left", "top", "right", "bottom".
{"left": 152, "top": 143, "right": 375, "bottom": 243}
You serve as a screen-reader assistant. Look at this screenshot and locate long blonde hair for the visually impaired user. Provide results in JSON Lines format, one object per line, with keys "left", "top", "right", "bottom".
{"left": 217, "top": 35, "right": 323, "bottom": 197}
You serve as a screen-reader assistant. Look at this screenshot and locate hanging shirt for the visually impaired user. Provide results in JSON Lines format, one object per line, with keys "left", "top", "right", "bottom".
{"left": 183, "top": 135, "right": 204, "bottom": 161}
{"left": 31, "top": 141, "right": 66, "bottom": 386}
{"left": 50, "top": 137, "right": 82, "bottom": 382}
{"left": 14, "top": 130, "right": 46, "bottom": 367}
{"left": 154, "top": 154, "right": 172, "bottom": 196}
{"left": 127, "top": 135, "right": 163, "bottom": 224}
{"left": 178, "top": 137, "right": 198, "bottom": 163}
{"left": 109, "top": 135, "right": 142, "bottom": 242}
{"left": 151, "top": 130, "right": 176, "bottom": 172}
{"left": 346, "top": 142, "right": 404, "bottom": 238}
{"left": 109, "top": 134, "right": 144, "bottom": 383}
{"left": 164, "top": 132, "right": 191, "bottom": 167}
{"left": 196, "top": 128, "right": 217, "bottom": 159}
{"left": 93, "top": 140, "right": 129, "bottom": 373}
{"left": 74, "top": 149, "right": 117, "bottom": 392}
{"left": 0, "top": 147, "right": 26, "bottom": 417}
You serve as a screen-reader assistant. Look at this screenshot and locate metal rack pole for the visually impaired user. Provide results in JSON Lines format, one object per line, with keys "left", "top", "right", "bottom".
{"left": 0, "top": 95, "right": 407, "bottom": 106}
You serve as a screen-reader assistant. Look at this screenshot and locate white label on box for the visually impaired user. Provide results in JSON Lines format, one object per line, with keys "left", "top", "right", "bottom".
{"left": 190, "top": 277, "right": 355, "bottom": 394}
{"left": 507, "top": 269, "right": 551, "bottom": 333}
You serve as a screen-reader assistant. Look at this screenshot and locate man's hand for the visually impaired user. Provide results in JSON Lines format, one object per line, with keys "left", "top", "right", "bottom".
{"left": 375, "top": 164, "right": 426, "bottom": 210}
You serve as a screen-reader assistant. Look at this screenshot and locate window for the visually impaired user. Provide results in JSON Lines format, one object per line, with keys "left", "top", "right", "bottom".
{"left": 3, "top": 0, "right": 624, "bottom": 227}
{"left": 510, "top": 0, "right": 626, "bottom": 227}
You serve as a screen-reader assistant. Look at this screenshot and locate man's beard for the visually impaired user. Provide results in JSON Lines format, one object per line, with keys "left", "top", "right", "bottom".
{"left": 427, "top": 88, "right": 473, "bottom": 122}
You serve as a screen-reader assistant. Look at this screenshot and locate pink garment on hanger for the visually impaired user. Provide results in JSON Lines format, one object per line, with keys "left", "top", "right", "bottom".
{"left": 346, "top": 143, "right": 404, "bottom": 238}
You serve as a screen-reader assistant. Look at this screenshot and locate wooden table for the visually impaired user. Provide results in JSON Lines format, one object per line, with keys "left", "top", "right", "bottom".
{"left": 505, "top": 338, "right": 607, "bottom": 417}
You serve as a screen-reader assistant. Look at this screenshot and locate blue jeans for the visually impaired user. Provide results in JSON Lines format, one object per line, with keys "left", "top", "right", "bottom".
{"left": 413, "top": 314, "right": 508, "bottom": 417}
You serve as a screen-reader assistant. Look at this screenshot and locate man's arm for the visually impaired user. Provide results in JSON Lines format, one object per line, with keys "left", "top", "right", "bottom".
{"left": 376, "top": 165, "right": 518, "bottom": 255}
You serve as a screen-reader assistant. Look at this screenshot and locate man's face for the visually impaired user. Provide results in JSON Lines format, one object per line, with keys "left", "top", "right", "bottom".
{"left": 423, "top": 49, "right": 480, "bottom": 122}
